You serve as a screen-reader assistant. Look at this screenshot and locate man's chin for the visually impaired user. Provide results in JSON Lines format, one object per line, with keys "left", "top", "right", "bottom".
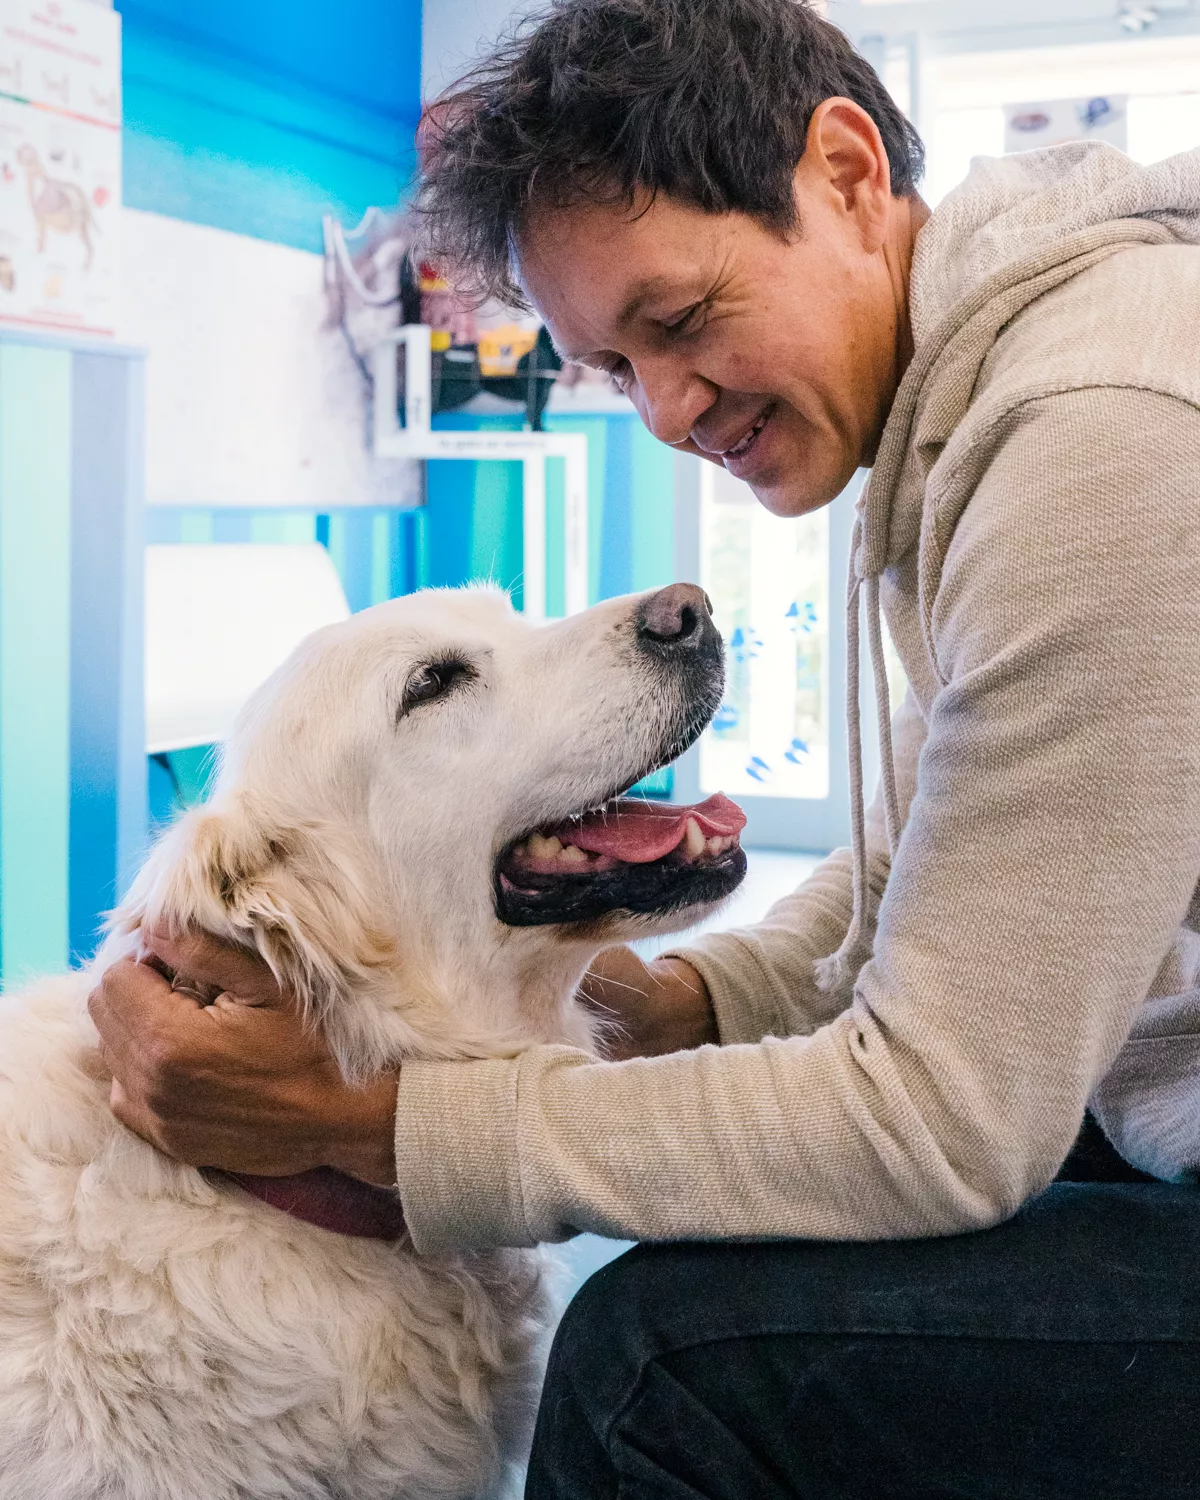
{"left": 750, "top": 472, "right": 844, "bottom": 518}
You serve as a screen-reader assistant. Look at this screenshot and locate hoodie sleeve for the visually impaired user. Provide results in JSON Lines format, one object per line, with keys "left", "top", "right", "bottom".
{"left": 394, "top": 386, "right": 1200, "bottom": 1252}
{"left": 660, "top": 691, "right": 927, "bottom": 1047}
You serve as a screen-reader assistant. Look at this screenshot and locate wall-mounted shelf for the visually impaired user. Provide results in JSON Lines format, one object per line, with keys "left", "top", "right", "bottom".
{"left": 371, "top": 325, "right": 589, "bottom": 620}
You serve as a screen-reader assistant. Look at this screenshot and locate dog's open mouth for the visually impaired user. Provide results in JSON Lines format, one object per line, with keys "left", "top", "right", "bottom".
{"left": 495, "top": 792, "right": 748, "bottom": 926}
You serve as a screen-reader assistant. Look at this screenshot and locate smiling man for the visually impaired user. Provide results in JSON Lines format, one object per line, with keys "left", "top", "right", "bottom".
{"left": 88, "top": 0, "right": 1200, "bottom": 1494}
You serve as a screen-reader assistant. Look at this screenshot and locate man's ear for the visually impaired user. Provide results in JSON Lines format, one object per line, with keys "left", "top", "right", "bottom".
{"left": 112, "top": 800, "right": 399, "bottom": 1073}
{"left": 798, "top": 96, "right": 892, "bottom": 249}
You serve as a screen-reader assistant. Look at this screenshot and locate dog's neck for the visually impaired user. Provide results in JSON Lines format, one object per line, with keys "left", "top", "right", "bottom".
{"left": 361, "top": 940, "right": 599, "bottom": 1065}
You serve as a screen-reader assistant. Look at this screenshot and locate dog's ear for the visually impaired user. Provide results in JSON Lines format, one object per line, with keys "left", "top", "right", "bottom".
{"left": 113, "top": 800, "right": 401, "bottom": 1077}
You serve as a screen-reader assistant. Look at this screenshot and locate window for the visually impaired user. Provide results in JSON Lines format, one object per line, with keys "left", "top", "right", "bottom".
{"left": 699, "top": 464, "right": 831, "bottom": 802}
{"left": 925, "top": 33, "right": 1200, "bottom": 204}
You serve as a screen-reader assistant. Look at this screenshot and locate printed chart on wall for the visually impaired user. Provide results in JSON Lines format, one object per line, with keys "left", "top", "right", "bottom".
{"left": 699, "top": 463, "right": 830, "bottom": 802}
{"left": 0, "top": 0, "right": 120, "bottom": 336}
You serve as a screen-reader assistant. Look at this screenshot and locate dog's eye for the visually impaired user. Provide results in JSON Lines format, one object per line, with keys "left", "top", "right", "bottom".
{"left": 399, "top": 659, "right": 472, "bottom": 717}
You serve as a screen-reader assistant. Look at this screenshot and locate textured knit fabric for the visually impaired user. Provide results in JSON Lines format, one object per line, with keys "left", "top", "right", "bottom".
{"left": 393, "top": 144, "right": 1200, "bottom": 1253}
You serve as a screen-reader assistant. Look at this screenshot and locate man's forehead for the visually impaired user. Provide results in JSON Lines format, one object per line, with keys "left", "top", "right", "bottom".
{"left": 519, "top": 209, "right": 708, "bottom": 359}
{"left": 538, "top": 273, "right": 686, "bottom": 359}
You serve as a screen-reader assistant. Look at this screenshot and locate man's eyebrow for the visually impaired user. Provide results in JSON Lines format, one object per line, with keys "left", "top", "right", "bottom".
{"left": 614, "top": 275, "right": 680, "bottom": 329}
{"left": 552, "top": 275, "right": 685, "bottom": 365}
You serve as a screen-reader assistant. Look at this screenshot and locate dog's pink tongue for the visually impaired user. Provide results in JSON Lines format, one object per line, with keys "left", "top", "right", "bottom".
{"left": 558, "top": 792, "right": 746, "bottom": 864}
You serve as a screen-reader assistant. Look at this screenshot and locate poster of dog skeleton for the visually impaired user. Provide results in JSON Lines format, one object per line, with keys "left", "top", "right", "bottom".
{"left": 0, "top": 0, "right": 120, "bottom": 335}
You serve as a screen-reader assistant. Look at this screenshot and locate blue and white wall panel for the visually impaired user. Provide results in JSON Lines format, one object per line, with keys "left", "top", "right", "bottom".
{"left": 0, "top": 329, "right": 145, "bottom": 983}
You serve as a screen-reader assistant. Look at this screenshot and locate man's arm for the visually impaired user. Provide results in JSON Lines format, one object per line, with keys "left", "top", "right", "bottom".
{"left": 658, "top": 689, "right": 926, "bottom": 1045}
{"left": 390, "top": 388, "right": 1200, "bottom": 1251}
{"left": 587, "top": 691, "right": 927, "bottom": 1054}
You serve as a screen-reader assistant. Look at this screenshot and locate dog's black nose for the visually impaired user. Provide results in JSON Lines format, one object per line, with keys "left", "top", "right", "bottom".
{"left": 636, "top": 583, "right": 714, "bottom": 647}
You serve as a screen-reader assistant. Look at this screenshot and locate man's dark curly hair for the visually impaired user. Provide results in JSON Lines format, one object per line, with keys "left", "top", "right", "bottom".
{"left": 417, "top": 0, "right": 924, "bottom": 306}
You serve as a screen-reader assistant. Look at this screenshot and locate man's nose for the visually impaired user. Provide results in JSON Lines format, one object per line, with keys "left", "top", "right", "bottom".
{"left": 634, "top": 358, "right": 716, "bottom": 448}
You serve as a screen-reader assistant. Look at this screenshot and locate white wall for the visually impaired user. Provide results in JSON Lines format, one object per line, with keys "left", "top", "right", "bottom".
{"left": 120, "top": 208, "right": 421, "bottom": 510}
{"left": 422, "top": 0, "right": 536, "bottom": 100}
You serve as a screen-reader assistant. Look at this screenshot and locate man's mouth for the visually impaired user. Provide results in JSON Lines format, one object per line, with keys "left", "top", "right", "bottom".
{"left": 495, "top": 792, "right": 747, "bottom": 927}
{"left": 719, "top": 405, "right": 774, "bottom": 465}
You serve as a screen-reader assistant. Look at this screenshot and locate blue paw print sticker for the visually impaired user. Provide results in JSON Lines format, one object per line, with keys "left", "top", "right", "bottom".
{"left": 784, "top": 737, "right": 809, "bottom": 765}
{"left": 785, "top": 600, "right": 819, "bottom": 634}
{"left": 745, "top": 755, "right": 772, "bottom": 783}
{"left": 729, "top": 626, "right": 762, "bottom": 664}
{"left": 713, "top": 703, "right": 739, "bottom": 733}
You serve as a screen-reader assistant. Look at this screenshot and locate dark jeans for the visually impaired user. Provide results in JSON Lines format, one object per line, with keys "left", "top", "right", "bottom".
{"left": 527, "top": 1173, "right": 1200, "bottom": 1496}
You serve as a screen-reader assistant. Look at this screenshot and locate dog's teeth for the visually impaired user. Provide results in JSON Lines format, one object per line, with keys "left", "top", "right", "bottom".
{"left": 685, "top": 818, "right": 706, "bottom": 859}
{"left": 528, "top": 833, "right": 562, "bottom": 859}
{"left": 705, "top": 836, "right": 723, "bottom": 856}
{"left": 559, "top": 843, "right": 587, "bottom": 867}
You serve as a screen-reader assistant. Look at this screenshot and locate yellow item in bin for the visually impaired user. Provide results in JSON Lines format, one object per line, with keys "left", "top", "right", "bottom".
{"left": 478, "top": 323, "right": 538, "bottom": 377}
{"left": 430, "top": 329, "right": 452, "bottom": 352}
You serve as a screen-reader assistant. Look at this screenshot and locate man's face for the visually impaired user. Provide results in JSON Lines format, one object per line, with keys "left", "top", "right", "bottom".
{"left": 517, "top": 157, "right": 910, "bottom": 516}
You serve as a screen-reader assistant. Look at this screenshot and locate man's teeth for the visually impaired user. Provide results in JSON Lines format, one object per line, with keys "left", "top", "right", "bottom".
{"left": 725, "top": 412, "right": 768, "bottom": 457}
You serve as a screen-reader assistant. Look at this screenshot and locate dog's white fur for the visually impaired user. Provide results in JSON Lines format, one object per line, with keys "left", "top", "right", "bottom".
{"left": 0, "top": 586, "right": 722, "bottom": 1500}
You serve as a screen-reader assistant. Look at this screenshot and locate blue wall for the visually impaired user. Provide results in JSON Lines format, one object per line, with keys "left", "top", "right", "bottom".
{"left": 0, "top": 335, "right": 146, "bottom": 984}
{"left": 117, "top": 0, "right": 423, "bottom": 251}
{"left": 424, "top": 409, "right": 676, "bottom": 611}
{"left": 145, "top": 507, "right": 428, "bottom": 615}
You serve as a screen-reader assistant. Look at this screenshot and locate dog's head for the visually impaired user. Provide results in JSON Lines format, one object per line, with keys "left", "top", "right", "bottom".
{"left": 116, "top": 585, "right": 746, "bottom": 1075}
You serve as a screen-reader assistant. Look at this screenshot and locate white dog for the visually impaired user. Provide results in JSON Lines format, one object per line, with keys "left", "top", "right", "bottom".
{"left": 0, "top": 583, "right": 746, "bottom": 1500}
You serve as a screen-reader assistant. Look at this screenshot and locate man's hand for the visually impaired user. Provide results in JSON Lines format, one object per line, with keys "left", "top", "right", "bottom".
{"left": 580, "top": 946, "right": 717, "bottom": 1060}
{"left": 88, "top": 929, "right": 399, "bottom": 1187}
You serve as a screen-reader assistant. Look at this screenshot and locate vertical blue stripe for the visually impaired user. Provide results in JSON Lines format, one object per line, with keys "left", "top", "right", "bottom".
{"left": 328, "top": 509, "right": 377, "bottom": 613}
{"left": 115, "top": 358, "right": 149, "bottom": 900}
{"left": 69, "top": 352, "right": 148, "bottom": 962}
{"left": 545, "top": 412, "right": 610, "bottom": 606}
{"left": 545, "top": 455, "right": 566, "bottom": 619}
{"left": 370, "top": 511, "right": 391, "bottom": 606}
{"left": 598, "top": 417, "right": 634, "bottom": 600}
{"left": 628, "top": 421, "right": 676, "bottom": 595}
{"left": 0, "top": 345, "right": 72, "bottom": 984}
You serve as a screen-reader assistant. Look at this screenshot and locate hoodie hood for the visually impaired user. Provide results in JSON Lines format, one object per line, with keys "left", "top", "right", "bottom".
{"left": 817, "top": 142, "right": 1200, "bottom": 999}
{"left": 910, "top": 141, "right": 1200, "bottom": 345}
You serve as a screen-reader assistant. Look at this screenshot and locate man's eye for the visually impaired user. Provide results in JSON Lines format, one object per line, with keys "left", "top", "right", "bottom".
{"left": 665, "top": 303, "right": 704, "bottom": 335}
{"left": 399, "top": 660, "right": 472, "bottom": 717}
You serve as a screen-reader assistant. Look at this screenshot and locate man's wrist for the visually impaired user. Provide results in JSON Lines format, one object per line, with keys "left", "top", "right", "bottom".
{"left": 646, "top": 957, "right": 717, "bottom": 1051}
{"left": 326, "top": 1068, "right": 401, "bottom": 1188}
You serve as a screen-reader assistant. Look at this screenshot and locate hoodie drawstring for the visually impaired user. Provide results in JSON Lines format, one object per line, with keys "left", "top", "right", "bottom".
{"left": 814, "top": 509, "right": 899, "bottom": 1000}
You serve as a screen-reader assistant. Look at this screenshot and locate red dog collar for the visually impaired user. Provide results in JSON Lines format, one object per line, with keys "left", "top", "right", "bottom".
{"left": 222, "top": 1166, "right": 406, "bottom": 1241}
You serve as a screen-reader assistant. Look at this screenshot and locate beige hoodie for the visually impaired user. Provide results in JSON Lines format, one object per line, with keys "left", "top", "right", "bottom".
{"left": 394, "top": 143, "right": 1200, "bottom": 1252}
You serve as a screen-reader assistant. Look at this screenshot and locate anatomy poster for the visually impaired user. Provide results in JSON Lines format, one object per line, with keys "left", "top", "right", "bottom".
{"left": 0, "top": 0, "right": 120, "bottom": 335}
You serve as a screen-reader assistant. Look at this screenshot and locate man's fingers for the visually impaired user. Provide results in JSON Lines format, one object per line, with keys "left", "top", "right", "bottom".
{"left": 142, "top": 924, "right": 283, "bottom": 1008}
{"left": 88, "top": 957, "right": 177, "bottom": 1048}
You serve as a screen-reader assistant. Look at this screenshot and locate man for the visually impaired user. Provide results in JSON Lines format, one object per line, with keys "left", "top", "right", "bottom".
{"left": 92, "top": 0, "right": 1200, "bottom": 1493}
